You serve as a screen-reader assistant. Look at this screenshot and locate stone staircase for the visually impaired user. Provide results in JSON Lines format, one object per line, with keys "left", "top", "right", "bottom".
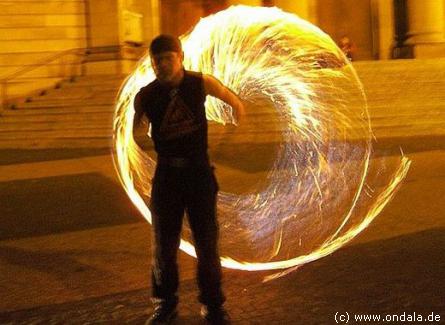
{"left": 0, "top": 59, "right": 444, "bottom": 149}
{"left": 0, "top": 75, "right": 125, "bottom": 148}
{"left": 354, "top": 59, "right": 445, "bottom": 140}
{"left": 0, "top": 0, "right": 87, "bottom": 98}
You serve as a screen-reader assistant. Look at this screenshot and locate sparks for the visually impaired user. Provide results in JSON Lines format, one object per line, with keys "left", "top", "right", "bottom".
{"left": 112, "top": 5, "right": 410, "bottom": 272}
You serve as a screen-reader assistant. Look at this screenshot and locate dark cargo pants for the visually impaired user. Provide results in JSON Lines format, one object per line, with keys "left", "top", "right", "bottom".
{"left": 150, "top": 162, "right": 225, "bottom": 309}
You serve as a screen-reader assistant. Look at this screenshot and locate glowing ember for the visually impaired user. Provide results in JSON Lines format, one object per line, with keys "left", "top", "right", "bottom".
{"left": 112, "top": 6, "right": 411, "bottom": 272}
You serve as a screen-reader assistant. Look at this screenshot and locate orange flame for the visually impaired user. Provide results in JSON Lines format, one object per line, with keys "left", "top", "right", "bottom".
{"left": 112, "top": 6, "right": 410, "bottom": 272}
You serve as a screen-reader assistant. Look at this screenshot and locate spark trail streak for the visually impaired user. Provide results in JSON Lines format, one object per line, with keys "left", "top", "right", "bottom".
{"left": 112, "top": 6, "right": 411, "bottom": 272}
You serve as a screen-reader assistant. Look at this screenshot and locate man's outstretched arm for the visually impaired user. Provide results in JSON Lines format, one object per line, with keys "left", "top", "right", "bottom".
{"left": 203, "top": 74, "right": 245, "bottom": 125}
{"left": 133, "top": 93, "right": 144, "bottom": 130}
{"left": 133, "top": 92, "right": 149, "bottom": 147}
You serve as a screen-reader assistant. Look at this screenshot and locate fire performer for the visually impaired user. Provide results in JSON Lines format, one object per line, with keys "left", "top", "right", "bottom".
{"left": 133, "top": 34, "right": 244, "bottom": 325}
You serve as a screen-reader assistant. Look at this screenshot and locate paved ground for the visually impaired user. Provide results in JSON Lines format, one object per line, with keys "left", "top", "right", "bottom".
{"left": 0, "top": 137, "right": 444, "bottom": 324}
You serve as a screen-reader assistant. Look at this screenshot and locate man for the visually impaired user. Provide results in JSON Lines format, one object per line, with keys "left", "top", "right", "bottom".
{"left": 133, "top": 34, "right": 244, "bottom": 325}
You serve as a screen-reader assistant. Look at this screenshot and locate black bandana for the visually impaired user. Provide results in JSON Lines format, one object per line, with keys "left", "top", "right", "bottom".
{"left": 150, "top": 34, "right": 182, "bottom": 55}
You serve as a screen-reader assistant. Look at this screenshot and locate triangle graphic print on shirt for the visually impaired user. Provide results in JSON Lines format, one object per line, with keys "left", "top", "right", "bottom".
{"left": 159, "top": 90, "right": 202, "bottom": 140}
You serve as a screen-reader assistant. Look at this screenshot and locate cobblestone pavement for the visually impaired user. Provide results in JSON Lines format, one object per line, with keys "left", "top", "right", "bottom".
{"left": 1, "top": 228, "right": 444, "bottom": 324}
{"left": 0, "top": 148, "right": 444, "bottom": 324}
{"left": 1, "top": 59, "right": 445, "bottom": 324}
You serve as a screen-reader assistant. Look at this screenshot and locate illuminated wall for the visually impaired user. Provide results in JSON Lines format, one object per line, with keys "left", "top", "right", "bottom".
{"left": 0, "top": 0, "right": 162, "bottom": 97}
{"left": 2, "top": 0, "right": 445, "bottom": 81}
{"left": 316, "top": 0, "right": 375, "bottom": 60}
{"left": 154, "top": 0, "right": 401, "bottom": 61}
{"left": 0, "top": 0, "right": 88, "bottom": 102}
{"left": 160, "top": 0, "right": 205, "bottom": 36}
{"left": 273, "top": 0, "right": 317, "bottom": 24}
{"left": 0, "top": 0, "right": 87, "bottom": 79}
{"left": 87, "top": 0, "right": 119, "bottom": 48}
{"left": 84, "top": 0, "right": 159, "bottom": 74}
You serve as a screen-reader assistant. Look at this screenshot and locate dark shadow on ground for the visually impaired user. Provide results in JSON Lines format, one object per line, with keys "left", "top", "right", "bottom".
{"left": 210, "top": 134, "right": 445, "bottom": 174}
{"left": 372, "top": 135, "right": 445, "bottom": 156}
{"left": 1, "top": 228, "right": 443, "bottom": 324}
{"left": 1, "top": 134, "right": 443, "bottom": 169}
{"left": 0, "top": 173, "right": 143, "bottom": 240}
{"left": 0, "top": 148, "right": 112, "bottom": 166}
{"left": 0, "top": 246, "right": 129, "bottom": 299}
{"left": 210, "top": 142, "right": 279, "bottom": 174}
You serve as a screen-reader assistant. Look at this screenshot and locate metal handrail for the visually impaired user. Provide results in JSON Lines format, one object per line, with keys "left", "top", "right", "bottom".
{"left": 0, "top": 45, "right": 147, "bottom": 113}
{"left": 0, "top": 47, "right": 87, "bottom": 111}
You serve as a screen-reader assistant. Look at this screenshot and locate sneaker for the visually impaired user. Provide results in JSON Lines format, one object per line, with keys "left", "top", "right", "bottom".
{"left": 145, "top": 304, "right": 178, "bottom": 325}
{"left": 200, "top": 306, "right": 231, "bottom": 324}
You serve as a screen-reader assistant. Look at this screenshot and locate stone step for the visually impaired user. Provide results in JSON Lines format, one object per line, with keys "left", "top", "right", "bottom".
{"left": 364, "top": 92, "right": 445, "bottom": 100}
{"left": 1, "top": 77, "right": 64, "bottom": 99}
{"left": 208, "top": 121, "right": 445, "bottom": 134}
{"left": 0, "top": 123, "right": 443, "bottom": 150}
{"left": 1, "top": 59, "right": 444, "bottom": 150}
{"left": 0, "top": 111, "right": 113, "bottom": 124}
{"left": 369, "top": 111, "right": 445, "bottom": 120}
{"left": 0, "top": 27, "right": 85, "bottom": 43}
{"left": 0, "top": 128, "right": 113, "bottom": 139}
{"left": 209, "top": 123, "right": 445, "bottom": 141}
{"left": 53, "top": 83, "right": 123, "bottom": 94}
{"left": 365, "top": 96, "right": 445, "bottom": 103}
{"left": 350, "top": 91, "right": 444, "bottom": 101}
{"left": 0, "top": 14, "right": 85, "bottom": 29}
{"left": 1, "top": 115, "right": 442, "bottom": 138}
{"left": 1, "top": 113, "right": 443, "bottom": 135}
{"left": 354, "top": 103, "right": 445, "bottom": 114}
{"left": 0, "top": 1, "right": 84, "bottom": 15}
{"left": 57, "top": 77, "right": 124, "bottom": 87}
{"left": 0, "top": 63, "right": 81, "bottom": 80}
{"left": 27, "top": 90, "right": 120, "bottom": 103}
{"left": 42, "top": 83, "right": 123, "bottom": 95}
{"left": 62, "top": 76, "right": 127, "bottom": 88}
{"left": 4, "top": 101, "right": 444, "bottom": 125}
{"left": 15, "top": 98, "right": 115, "bottom": 109}
{"left": 83, "top": 60, "right": 135, "bottom": 75}
{"left": 0, "top": 39, "right": 86, "bottom": 54}
{"left": 358, "top": 74, "right": 445, "bottom": 82}
{"left": 0, "top": 120, "right": 113, "bottom": 131}
{"left": 353, "top": 58, "right": 445, "bottom": 69}
{"left": 363, "top": 84, "right": 445, "bottom": 92}
{"left": 2, "top": 104, "right": 114, "bottom": 115}
{"left": 361, "top": 78, "right": 445, "bottom": 84}
{"left": 0, "top": 51, "right": 80, "bottom": 66}
{"left": 0, "top": 137, "right": 113, "bottom": 149}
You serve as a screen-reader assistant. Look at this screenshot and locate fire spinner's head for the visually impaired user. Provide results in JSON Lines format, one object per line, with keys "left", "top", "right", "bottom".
{"left": 149, "top": 34, "right": 184, "bottom": 85}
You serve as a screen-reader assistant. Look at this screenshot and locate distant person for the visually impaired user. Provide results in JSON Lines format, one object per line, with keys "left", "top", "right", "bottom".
{"left": 339, "top": 36, "right": 355, "bottom": 61}
{"left": 133, "top": 34, "right": 244, "bottom": 325}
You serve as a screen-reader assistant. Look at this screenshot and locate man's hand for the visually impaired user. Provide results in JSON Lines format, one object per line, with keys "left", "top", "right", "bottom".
{"left": 231, "top": 98, "right": 247, "bottom": 126}
{"left": 203, "top": 74, "right": 245, "bottom": 125}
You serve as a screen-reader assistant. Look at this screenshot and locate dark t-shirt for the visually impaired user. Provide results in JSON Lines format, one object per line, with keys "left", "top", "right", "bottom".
{"left": 134, "top": 70, "right": 208, "bottom": 159}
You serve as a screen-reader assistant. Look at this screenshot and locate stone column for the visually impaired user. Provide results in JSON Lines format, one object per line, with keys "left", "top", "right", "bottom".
{"left": 118, "top": 0, "right": 160, "bottom": 46}
{"left": 376, "top": 0, "right": 395, "bottom": 59}
{"left": 405, "top": 0, "right": 445, "bottom": 58}
{"left": 83, "top": 0, "right": 121, "bottom": 74}
{"left": 84, "top": 0, "right": 161, "bottom": 74}
{"left": 117, "top": 0, "right": 161, "bottom": 73}
{"left": 146, "top": 0, "right": 161, "bottom": 39}
{"left": 226, "top": 0, "right": 262, "bottom": 6}
{"left": 273, "top": 0, "right": 318, "bottom": 24}
{"left": 86, "top": 0, "right": 120, "bottom": 48}
{"left": 160, "top": 0, "right": 204, "bottom": 37}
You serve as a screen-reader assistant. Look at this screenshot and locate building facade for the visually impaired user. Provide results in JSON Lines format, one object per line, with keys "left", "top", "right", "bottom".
{"left": 1, "top": 0, "right": 444, "bottom": 101}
